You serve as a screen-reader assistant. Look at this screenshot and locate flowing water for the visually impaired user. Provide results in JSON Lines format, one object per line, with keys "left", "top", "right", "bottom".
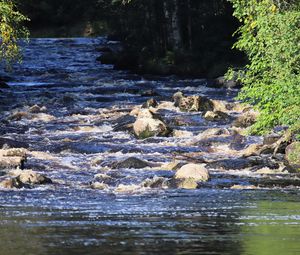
{"left": 0, "top": 38, "right": 300, "bottom": 255}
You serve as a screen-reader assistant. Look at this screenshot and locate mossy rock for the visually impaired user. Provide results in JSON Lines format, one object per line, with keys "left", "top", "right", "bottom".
{"left": 285, "top": 142, "right": 300, "bottom": 172}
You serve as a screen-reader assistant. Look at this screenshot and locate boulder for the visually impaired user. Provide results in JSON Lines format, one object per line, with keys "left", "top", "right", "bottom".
{"left": 13, "top": 170, "right": 52, "bottom": 185}
{"left": 204, "top": 111, "right": 230, "bottom": 121}
{"left": 232, "top": 111, "right": 258, "bottom": 128}
{"left": 161, "top": 160, "right": 184, "bottom": 171}
{"left": 169, "top": 178, "right": 198, "bottom": 189}
{"left": 174, "top": 163, "right": 209, "bottom": 182}
{"left": 0, "top": 156, "right": 25, "bottom": 170}
{"left": 173, "top": 92, "right": 214, "bottom": 112}
{"left": 0, "top": 178, "right": 28, "bottom": 189}
{"left": 112, "top": 157, "right": 153, "bottom": 169}
{"left": 142, "top": 98, "right": 158, "bottom": 109}
{"left": 285, "top": 142, "right": 300, "bottom": 172}
{"left": 133, "top": 109, "right": 171, "bottom": 139}
{"left": 91, "top": 182, "right": 109, "bottom": 190}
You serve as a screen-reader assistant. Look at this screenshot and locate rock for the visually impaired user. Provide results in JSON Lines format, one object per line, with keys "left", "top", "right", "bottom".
{"left": 240, "top": 144, "right": 262, "bottom": 157}
{"left": 204, "top": 111, "right": 230, "bottom": 121}
{"left": 161, "top": 160, "right": 184, "bottom": 171}
{"left": 29, "top": 105, "right": 47, "bottom": 114}
{"left": 196, "top": 128, "right": 230, "bottom": 140}
{"left": 173, "top": 130, "right": 193, "bottom": 138}
{"left": 169, "top": 178, "right": 198, "bottom": 189}
{"left": 231, "top": 185, "right": 257, "bottom": 190}
{"left": 112, "top": 157, "right": 153, "bottom": 169}
{"left": 129, "top": 107, "right": 140, "bottom": 116}
{"left": 0, "top": 156, "right": 25, "bottom": 169}
{"left": 285, "top": 142, "right": 300, "bottom": 172}
{"left": 213, "top": 75, "right": 241, "bottom": 89}
{"left": 263, "top": 133, "right": 282, "bottom": 145}
{"left": 142, "top": 98, "right": 158, "bottom": 109}
{"left": 113, "top": 114, "right": 136, "bottom": 132}
{"left": 133, "top": 110, "right": 171, "bottom": 139}
{"left": 12, "top": 170, "right": 52, "bottom": 185}
{"left": 91, "top": 182, "right": 109, "bottom": 190}
{"left": 0, "top": 178, "right": 28, "bottom": 189}
{"left": 173, "top": 93, "right": 214, "bottom": 112}
{"left": 97, "top": 52, "right": 117, "bottom": 65}
{"left": 212, "top": 100, "right": 228, "bottom": 112}
{"left": 175, "top": 163, "right": 209, "bottom": 182}
{"left": 8, "top": 111, "right": 29, "bottom": 121}
{"left": 94, "top": 173, "right": 113, "bottom": 182}
{"left": 232, "top": 110, "right": 258, "bottom": 128}
{"left": 143, "top": 176, "right": 167, "bottom": 188}
{"left": 0, "top": 148, "right": 27, "bottom": 158}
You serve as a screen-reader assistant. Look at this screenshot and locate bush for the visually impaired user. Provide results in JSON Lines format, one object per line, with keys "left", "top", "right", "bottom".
{"left": 227, "top": 0, "right": 300, "bottom": 134}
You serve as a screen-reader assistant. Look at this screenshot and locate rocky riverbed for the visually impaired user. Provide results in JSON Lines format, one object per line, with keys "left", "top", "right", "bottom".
{"left": 0, "top": 38, "right": 299, "bottom": 255}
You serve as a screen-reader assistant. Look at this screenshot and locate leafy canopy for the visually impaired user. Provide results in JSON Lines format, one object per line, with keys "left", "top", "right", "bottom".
{"left": 0, "top": 0, "right": 29, "bottom": 65}
{"left": 227, "top": 0, "right": 300, "bottom": 134}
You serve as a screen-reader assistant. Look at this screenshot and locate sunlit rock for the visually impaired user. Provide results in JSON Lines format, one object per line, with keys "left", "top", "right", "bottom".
{"left": 285, "top": 142, "right": 300, "bottom": 172}
{"left": 175, "top": 163, "right": 209, "bottom": 182}
{"left": 204, "top": 111, "right": 230, "bottom": 121}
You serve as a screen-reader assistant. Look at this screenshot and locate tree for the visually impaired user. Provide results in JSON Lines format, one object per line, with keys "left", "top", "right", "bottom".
{"left": 0, "top": 0, "right": 29, "bottom": 66}
{"left": 227, "top": 0, "right": 300, "bottom": 134}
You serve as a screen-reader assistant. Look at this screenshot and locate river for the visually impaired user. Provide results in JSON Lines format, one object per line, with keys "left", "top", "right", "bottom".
{"left": 0, "top": 38, "right": 299, "bottom": 255}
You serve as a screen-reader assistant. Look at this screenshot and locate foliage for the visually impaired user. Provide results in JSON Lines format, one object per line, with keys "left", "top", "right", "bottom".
{"left": 0, "top": 0, "right": 29, "bottom": 66}
{"left": 227, "top": 0, "right": 300, "bottom": 134}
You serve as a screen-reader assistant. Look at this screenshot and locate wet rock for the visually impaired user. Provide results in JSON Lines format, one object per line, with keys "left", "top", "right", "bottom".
{"left": 285, "top": 142, "right": 300, "bottom": 172}
{"left": 231, "top": 185, "right": 257, "bottom": 190}
{"left": 91, "top": 182, "right": 109, "bottom": 190}
{"left": 263, "top": 133, "right": 282, "bottom": 145}
{"left": 112, "top": 157, "right": 153, "bottom": 169}
{"left": 173, "top": 130, "right": 193, "bottom": 138}
{"left": 0, "top": 178, "right": 29, "bottom": 189}
{"left": 169, "top": 178, "right": 198, "bottom": 189}
{"left": 175, "top": 163, "right": 209, "bottom": 182}
{"left": 240, "top": 144, "right": 262, "bottom": 157}
{"left": 207, "top": 158, "right": 256, "bottom": 170}
{"left": 249, "top": 176, "right": 300, "bottom": 188}
{"left": 142, "top": 98, "right": 158, "bottom": 109}
{"left": 11, "top": 170, "right": 52, "bottom": 185}
{"left": 29, "top": 104, "right": 47, "bottom": 114}
{"left": 143, "top": 176, "right": 167, "bottom": 188}
{"left": 94, "top": 173, "right": 114, "bottom": 184}
{"left": 0, "top": 156, "right": 25, "bottom": 170}
{"left": 229, "top": 132, "right": 248, "bottom": 150}
{"left": 213, "top": 76, "right": 241, "bottom": 89}
{"left": 113, "top": 114, "right": 136, "bottom": 132}
{"left": 129, "top": 107, "right": 141, "bottom": 116}
{"left": 212, "top": 100, "right": 228, "bottom": 112}
{"left": 0, "top": 138, "right": 29, "bottom": 149}
{"left": 232, "top": 110, "right": 258, "bottom": 128}
{"left": 161, "top": 160, "right": 185, "bottom": 171}
{"left": 204, "top": 111, "right": 230, "bottom": 122}
{"left": 196, "top": 128, "right": 230, "bottom": 140}
{"left": 173, "top": 92, "right": 214, "bottom": 112}
{"left": 8, "top": 111, "right": 29, "bottom": 121}
{"left": 0, "top": 148, "right": 27, "bottom": 158}
{"left": 133, "top": 109, "right": 171, "bottom": 139}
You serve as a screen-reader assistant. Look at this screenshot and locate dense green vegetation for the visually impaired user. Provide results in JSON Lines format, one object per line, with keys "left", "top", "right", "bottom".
{"left": 0, "top": 0, "right": 28, "bottom": 66}
{"left": 227, "top": 0, "right": 300, "bottom": 134}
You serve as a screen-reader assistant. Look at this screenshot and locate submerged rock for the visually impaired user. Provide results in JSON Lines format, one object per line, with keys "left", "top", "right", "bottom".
{"left": 112, "top": 157, "right": 153, "bottom": 169}
{"left": 175, "top": 163, "right": 209, "bottom": 182}
{"left": 0, "top": 138, "right": 29, "bottom": 149}
{"left": 91, "top": 182, "right": 109, "bottom": 190}
{"left": 285, "top": 142, "right": 300, "bottom": 172}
